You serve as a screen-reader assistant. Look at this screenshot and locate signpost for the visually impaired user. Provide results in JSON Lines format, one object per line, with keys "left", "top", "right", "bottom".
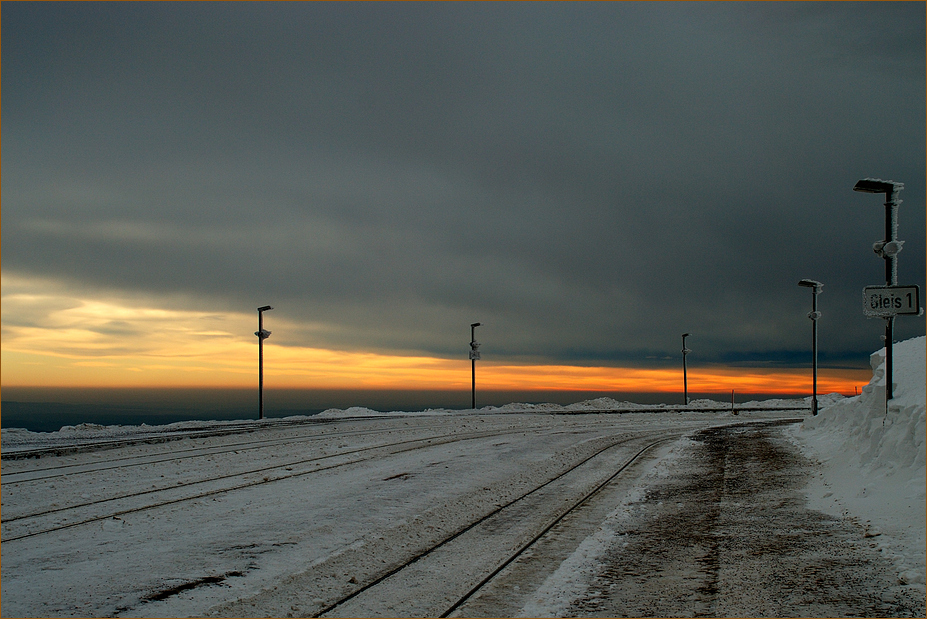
{"left": 862, "top": 285, "right": 921, "bottom": 318}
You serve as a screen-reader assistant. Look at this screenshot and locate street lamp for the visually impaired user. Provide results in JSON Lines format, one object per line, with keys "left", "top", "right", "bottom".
{"left": 853, "top": 178, "right": 904, "bottom": 405}
{"left": 256, "top": 305, "right": 273, "bottom": 419}
{"left": 681, "top": 333, "right": 691, "bottom": 405}
{"left": 798, "top": 279, "right": 823, "bottom": 416}
{"left": 469, "top": 323, "right": 481, "bottom": 409}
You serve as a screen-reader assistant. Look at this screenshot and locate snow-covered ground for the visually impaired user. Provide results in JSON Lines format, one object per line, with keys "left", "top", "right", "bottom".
{"left": 513, "top": 337, "right": 925, "bottom": 616}
{"left": 1, "top": 337, "right": 923, "bottom": 617}
{"left": 791, "top": 335, "right": 926, "bottom": 589}
{"left": 0, "top": 395, "right": 814, "bottom": 453}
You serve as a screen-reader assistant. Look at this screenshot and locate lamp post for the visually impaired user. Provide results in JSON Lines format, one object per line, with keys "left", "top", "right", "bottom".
{"left": 853, "top": 178, "right": 904, "bottom": 405}
{"left": 681, "top": 333, "right": 691, "bottom": 405}
{"left": 798, "top": 280, "right": 823, "bottom": 416}
{"left": 256, "top": 305, "right": 273, "bottom": 419}
{"left": 469, "top": 323, "right": 481, "bottom": 409}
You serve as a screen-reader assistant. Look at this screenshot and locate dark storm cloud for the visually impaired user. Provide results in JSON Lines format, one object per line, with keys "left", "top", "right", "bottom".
{"left": 3, "top": 2, "right": 924, "bottom": 368}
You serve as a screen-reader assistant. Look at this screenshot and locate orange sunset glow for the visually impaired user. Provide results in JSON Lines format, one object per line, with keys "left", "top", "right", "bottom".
{"left": 1, "top": 342, "right": 870, "bottom": 396}
{"left": 2, "top": 274, "right": 870, "bottom": 396}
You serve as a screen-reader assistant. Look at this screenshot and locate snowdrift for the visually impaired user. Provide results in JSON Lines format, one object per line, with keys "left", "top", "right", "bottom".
{"left": 797, "top": 335, "right": 925, "bottom": 587}
{"left": 802, "top": 335, "right": 925, "bottom": 480}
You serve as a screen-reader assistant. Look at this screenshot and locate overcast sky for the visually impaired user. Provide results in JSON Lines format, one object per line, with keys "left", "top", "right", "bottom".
{"left": 3, "top": 1, "right": 925, "bottom": 375}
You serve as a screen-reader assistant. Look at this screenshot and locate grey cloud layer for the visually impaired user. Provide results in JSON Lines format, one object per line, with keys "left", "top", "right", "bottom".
{"left": 3, "top": 2, "right": 924, "bottom": 368}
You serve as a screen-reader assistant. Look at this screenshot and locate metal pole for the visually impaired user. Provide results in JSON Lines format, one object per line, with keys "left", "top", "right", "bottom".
{"left": 798, "top": 280, "right": 822, "bottom": 416}
{"left": 811, "top": 290, "right": 818, "bottom": 416}
{"left": 681, "top": 333, "right": 690, "bottom": 406}
{"left": 683, "top": 353, "right": 687, "bottom": 406}
{"left": 259, "top": 311, "right": 264, "bottom": 420}
{"left": 884, "top": 190, "right": 900, "bottom": 404}
{"left": 470, "top": 323, "right": 479, "bottom": 409}
{"left": 885, "top": 318, "right": 893, "bottom": 402}
{"left": 471, "top": 357, "right": 476, "bottom": 409}
{"left": 256, "top": 305, "right": 273, "bottom": 420}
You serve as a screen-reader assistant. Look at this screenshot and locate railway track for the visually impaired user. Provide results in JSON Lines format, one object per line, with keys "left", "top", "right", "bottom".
{"left": 318, "top": 435, "right": 669, "bottom": 618}
{"left": 1, "top": 406, "right": 809, "bottom": 462}
{"left": 3, "top": 414, "right": 797, "bottom": 618}
{"left": 203, "top": 430, "right": 679, "bottom": 618}
{"left": 229, "top": 421, "right": 797, "bottom": 618}
{"left": 2, "top": 420, "right": 465, "bottom": 483}
{"left": 440, "top": 436, "right": 666, "bottom": 618}
{"left": 0, "top": 416, "right": 329, "bottom": 460}
{"left": 1, "top": 418, "right": 614, "bottom": 543}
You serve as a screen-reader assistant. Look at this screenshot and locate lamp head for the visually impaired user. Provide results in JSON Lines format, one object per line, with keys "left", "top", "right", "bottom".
{"left": 853, "top": 178, "right": 903, "bottom": 195}
{"left": 258, "top": 305, "right": 273, "bottom": 312}
{"left": 471, "top": 322, "right": 481, "bottom": 328}
{"left": 798, "top": 279, "right": 823, "bottom": 291}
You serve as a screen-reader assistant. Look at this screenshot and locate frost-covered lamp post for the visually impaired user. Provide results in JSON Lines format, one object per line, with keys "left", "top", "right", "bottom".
{"left": 853, "top": 179, "right": 904, "bottom": 405}
{"left": 256, "top": 305, "right": 273, "bottom": 420}
{"left": 681, "top": 333, "right": 691, "bottom": 405}
{"left": 470, "top": 323, "right": 481, "bottom": 409}
{"left": 798, "top": 280, "right": 823, "bottom": 416}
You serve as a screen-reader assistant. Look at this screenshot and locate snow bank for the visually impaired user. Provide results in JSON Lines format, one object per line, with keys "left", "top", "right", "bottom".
{"left": 486, "top": 402, "right": 569, "bottom": 413}
{"left": 314, "top": 396, "right": 813, "bottom": 419}
{"left": 314, "top": 406, "right": 460, "bottom": 418}
{"left": 315, "top": 406, "right": 396, "bottom": 418}
{"left": 564, "top": 397, "right": 647, "bottom": 411}
{"left": 314, "top": 398, "right": 645, "bottom": 418}
{"left": 795, "top": 335, "right": 926, "bottom": 586}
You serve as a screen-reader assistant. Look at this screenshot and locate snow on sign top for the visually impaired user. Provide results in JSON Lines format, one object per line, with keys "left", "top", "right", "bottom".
{"left": 863, "top": 285, "right": 921, "bottom": 318}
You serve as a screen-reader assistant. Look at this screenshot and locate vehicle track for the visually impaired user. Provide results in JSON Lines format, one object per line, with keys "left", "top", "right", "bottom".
{"left": 309, "top": 433, "right": 673, "bottom": 618}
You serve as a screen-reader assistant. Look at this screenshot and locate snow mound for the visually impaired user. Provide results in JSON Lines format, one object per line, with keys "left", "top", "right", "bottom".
{"left": 484, "top": 402, "right": 567, "bottom": 413}
{"left": 797, "top": 335, "right": 925, "bottom": 587}
{"left": 565, "top": 397, "right": 645, "bottom": 411}
{"left": 314, "top": 406, "right": 456, "bottom": 418}
{"left": 316, "top": 406, "right": 394, "bottom": 418}
{"left": 803, "top": 335, "right": 925, "bottom": 474}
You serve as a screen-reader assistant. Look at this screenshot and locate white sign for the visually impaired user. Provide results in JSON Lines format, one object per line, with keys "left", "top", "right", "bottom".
{"left": 469, "top": 351, "right": 481, "bottom": 360}
{"left": 863, "top": 285, "right": 921, "bottom": 317}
